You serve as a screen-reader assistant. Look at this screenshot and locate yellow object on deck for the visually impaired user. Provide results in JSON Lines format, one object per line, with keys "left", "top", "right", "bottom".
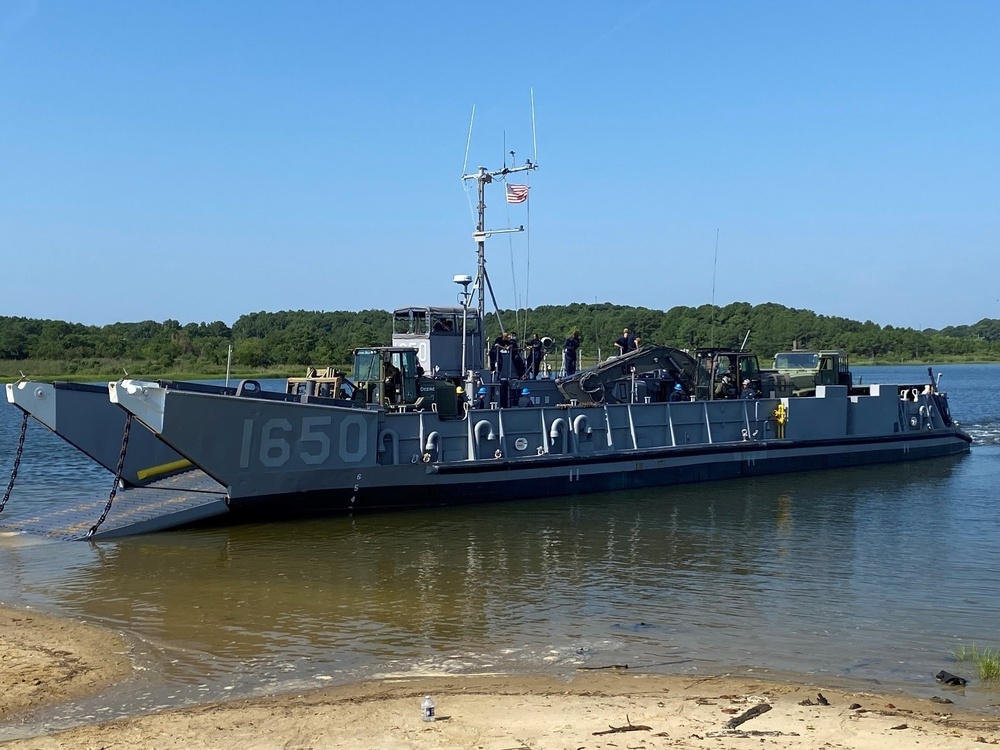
{"left": 136, "top": 458, "right": 193, "bottom": 481}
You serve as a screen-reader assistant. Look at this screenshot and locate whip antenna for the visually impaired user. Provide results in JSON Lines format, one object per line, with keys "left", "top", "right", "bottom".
{"left": 530, "top": 87, "right": 538, "bottom": 164}
{"left": 711, "top": 228, "right": 720, "bottom": 347}
{"left": 462, "top": 104, "right": 476, "bottom": 177}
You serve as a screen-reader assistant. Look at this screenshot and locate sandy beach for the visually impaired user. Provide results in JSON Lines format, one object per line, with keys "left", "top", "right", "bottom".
{"left": 1, "top": 604, "right": 998, "bottom": 749}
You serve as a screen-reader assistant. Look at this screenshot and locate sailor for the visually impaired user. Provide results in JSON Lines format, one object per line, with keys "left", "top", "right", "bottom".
{"left": 491, "top": 335, "right": 515, "bottom": 407}
{"left": 715, "top": 373, "right": 737, "bottom": 399}
{"left": 518, "top": 387, "right": 532, "bottom": 408}
{"left": 563, "top": 330, "right": 581, "bottom": 376}
{"left": 740, "top": 379, "right": 757, "bottom": 399}
{"left": 383, "top": 360, "right": 401, "bottom": 404}
{"left": 614, "top": 328, "right": 634, "bottom": 356}
{"left": 509, "top": 333, "right": 527, "bottom": 378}
{"left": 525, "top": 333, "right": 544, "bottom": 379}
{"left": 669, "top": 382, "right": 687, "bottom": 402}
{"left": 474, "top": 386, "right": 488, "bottom": 409}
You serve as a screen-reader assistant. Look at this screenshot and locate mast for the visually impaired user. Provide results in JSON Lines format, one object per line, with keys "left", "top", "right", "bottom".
{"left": 461, "top": 160, "right": 537, "bottom": 358}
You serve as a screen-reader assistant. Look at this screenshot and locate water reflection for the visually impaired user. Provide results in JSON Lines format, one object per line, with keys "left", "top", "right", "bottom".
{"left": 0, "top": 454, "right": 985, "bottom": 699}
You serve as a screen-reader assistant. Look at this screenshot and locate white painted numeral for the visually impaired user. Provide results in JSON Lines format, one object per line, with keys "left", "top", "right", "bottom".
{"left": 301, "top": 416, "right": 332, "bottom": 465}
{"left": 338, "top": 415, "right": 368, "bottom": 462}
{"left": 259, "top": 418, "right": 292, "bottom": 467}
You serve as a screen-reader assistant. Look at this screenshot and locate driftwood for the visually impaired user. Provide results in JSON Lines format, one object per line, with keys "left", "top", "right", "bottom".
{"left": 592, "top": 715, "right": 652, "bottom": 736}
{"left": 578, "top": 664, "right": 628, "bottom": 670}
{"left": 725, "top": 703, "right": 772, "bottom": 729}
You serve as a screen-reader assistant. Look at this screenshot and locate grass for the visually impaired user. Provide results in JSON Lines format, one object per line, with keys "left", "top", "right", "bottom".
{"left": 0, "top": 359, "right": 335, "bottom": 383}
{"left": 951, "top": 644, "right": 1000, "bottom": 680}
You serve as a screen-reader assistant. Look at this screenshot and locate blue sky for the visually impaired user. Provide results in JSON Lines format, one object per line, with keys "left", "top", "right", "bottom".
{"left": 1, "top": 1, "right": 997, "bottom": 330}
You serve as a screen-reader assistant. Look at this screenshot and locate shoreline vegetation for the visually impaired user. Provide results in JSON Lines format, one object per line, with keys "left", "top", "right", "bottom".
{"left": 1, "top": 303, "right": 998, "bottom": 381}
{"left": 1, "top": 356, "right": 998, "bottom": 383}
{"left": 0, "top": 603, "right": 997, "bottom": 749}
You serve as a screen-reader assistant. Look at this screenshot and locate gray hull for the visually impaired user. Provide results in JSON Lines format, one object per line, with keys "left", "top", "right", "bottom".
{"left": 108, "top": 379, "right": 971, "bottom": 522}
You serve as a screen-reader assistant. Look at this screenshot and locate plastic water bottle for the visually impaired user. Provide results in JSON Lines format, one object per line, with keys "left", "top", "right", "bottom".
{"left": 421, "top": 695, "right": 435, "bottom": 722}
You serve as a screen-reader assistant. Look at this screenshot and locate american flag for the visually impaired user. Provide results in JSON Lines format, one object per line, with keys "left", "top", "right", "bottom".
{"left": 506, "top": 183, "right": 529, "bottom": 204}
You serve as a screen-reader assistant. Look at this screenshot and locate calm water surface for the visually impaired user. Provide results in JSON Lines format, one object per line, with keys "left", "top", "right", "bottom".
{"left": 0, "top": 364, "right": 998, "bottom": 731}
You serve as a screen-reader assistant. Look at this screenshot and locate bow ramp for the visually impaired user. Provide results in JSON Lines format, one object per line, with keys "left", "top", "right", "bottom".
{"left": 0, "top": 469, "right": 230, "bottom": 541}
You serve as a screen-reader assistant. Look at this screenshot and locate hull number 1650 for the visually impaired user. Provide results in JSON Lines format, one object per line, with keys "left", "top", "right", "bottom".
{"left": 238, "top": 416, "right": 369, "bottom": 468}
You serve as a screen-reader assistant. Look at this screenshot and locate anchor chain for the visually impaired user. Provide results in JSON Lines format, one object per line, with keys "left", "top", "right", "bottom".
{"left": 0, "top": 412, "right": 29, "bottom": 514}
{"left": 87, "top": 413, "right": 133, "bottom": 539}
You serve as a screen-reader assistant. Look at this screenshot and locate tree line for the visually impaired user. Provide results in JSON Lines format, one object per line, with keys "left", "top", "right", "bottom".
{"left": 0, "top": 303, "right": 998, "bottom": 376}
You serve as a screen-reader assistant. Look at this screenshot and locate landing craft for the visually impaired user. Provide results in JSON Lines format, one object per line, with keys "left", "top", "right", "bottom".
{"left": 1, "top": 158, "right": 972, "bottom": 539}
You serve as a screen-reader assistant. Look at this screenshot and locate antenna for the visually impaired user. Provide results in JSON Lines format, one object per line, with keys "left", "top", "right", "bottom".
{"left": 530, "top": 87, "right": 538, "bottom": 164}
{"left": 461, "top": 104, "right": 476, "bottom": 177}
{"left": 710, "top": 228, "right": 720, "bottom": 347}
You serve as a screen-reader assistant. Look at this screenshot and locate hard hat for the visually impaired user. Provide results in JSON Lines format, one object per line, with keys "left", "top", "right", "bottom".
{"left": 456, "top": 387, "right": 464, "bottom": 394}
{"left": 674, "top": 383, "right": 683, "bottom": 391}
{"left": 521, "top": 388, "right": 530, "bottom": 395}
{"left": 742, "top": 379, "right": 750, "bottom": 385}
{"left": 477, "top": 387, "right": 488, "bottom": 394}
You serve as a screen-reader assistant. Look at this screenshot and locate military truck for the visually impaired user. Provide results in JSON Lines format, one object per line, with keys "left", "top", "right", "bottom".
{"left": 771, "top": 349, "right": 852, "bottom": 396}
{"left": 694, "top": 348, "right": 795, "bottom": 401}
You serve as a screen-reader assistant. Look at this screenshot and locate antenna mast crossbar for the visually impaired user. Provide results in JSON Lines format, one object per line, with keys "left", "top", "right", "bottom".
{"left": 460, "top": 161, "right": 537, "bottom": 333}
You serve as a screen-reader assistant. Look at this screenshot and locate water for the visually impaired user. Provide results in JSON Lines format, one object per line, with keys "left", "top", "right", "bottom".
{"left": 0, "top": 364, "right": 998, "bottom": 729}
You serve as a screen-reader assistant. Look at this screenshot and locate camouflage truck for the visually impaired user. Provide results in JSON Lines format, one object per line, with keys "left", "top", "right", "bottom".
{"left": 772, "top": 349, "right": 852, "bottom": 396}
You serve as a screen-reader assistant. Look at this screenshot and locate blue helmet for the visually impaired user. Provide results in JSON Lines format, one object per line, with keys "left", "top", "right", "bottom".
{"left": 674, "top": 383, "right": 683, "bottom": 391}
{"left": 477, "top": 387, "right": 488, "bottom": 395}
{"left": 521, "top": 388, "right": 530, "bottom": 395}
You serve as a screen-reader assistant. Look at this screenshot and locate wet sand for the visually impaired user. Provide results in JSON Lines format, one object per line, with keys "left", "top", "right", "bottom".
{"left": 1, "top": 604, "right": 998, "bottom": 749}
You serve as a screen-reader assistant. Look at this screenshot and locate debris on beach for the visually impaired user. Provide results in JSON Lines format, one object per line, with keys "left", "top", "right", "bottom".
{"left": 724, "top": 703, "right": 772, "bottom": 729}
{"left": 936, "top": 670, "right": 969, "bottom": 687}
{"left": 592, "top": 715, "right": 652, "bottom": 735}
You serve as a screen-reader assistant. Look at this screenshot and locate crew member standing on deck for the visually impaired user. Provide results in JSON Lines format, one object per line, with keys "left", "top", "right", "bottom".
{"left": 563, "top": 330, "right": 581, "bottom": 376}
{"left": 740, "top": 379, "right": 757, "bottom": 399}
{"left": 525, "top": 333, "right": 544, "bottom": 379}
{"left": 474, "top": 386, "right": 489, "bottom": 409}
{"left": 615, "top": 328, "right": 635, "bottom": 356}
{"left": 491, "top": 335, "right": 515, "bottom": 407}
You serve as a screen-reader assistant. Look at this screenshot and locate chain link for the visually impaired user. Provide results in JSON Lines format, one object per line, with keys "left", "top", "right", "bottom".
{"left": 0, "top": 412, "right": 29, "bottom": 514}
{"left": 87, "top": 413, "right": 133, "bottom": 539}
